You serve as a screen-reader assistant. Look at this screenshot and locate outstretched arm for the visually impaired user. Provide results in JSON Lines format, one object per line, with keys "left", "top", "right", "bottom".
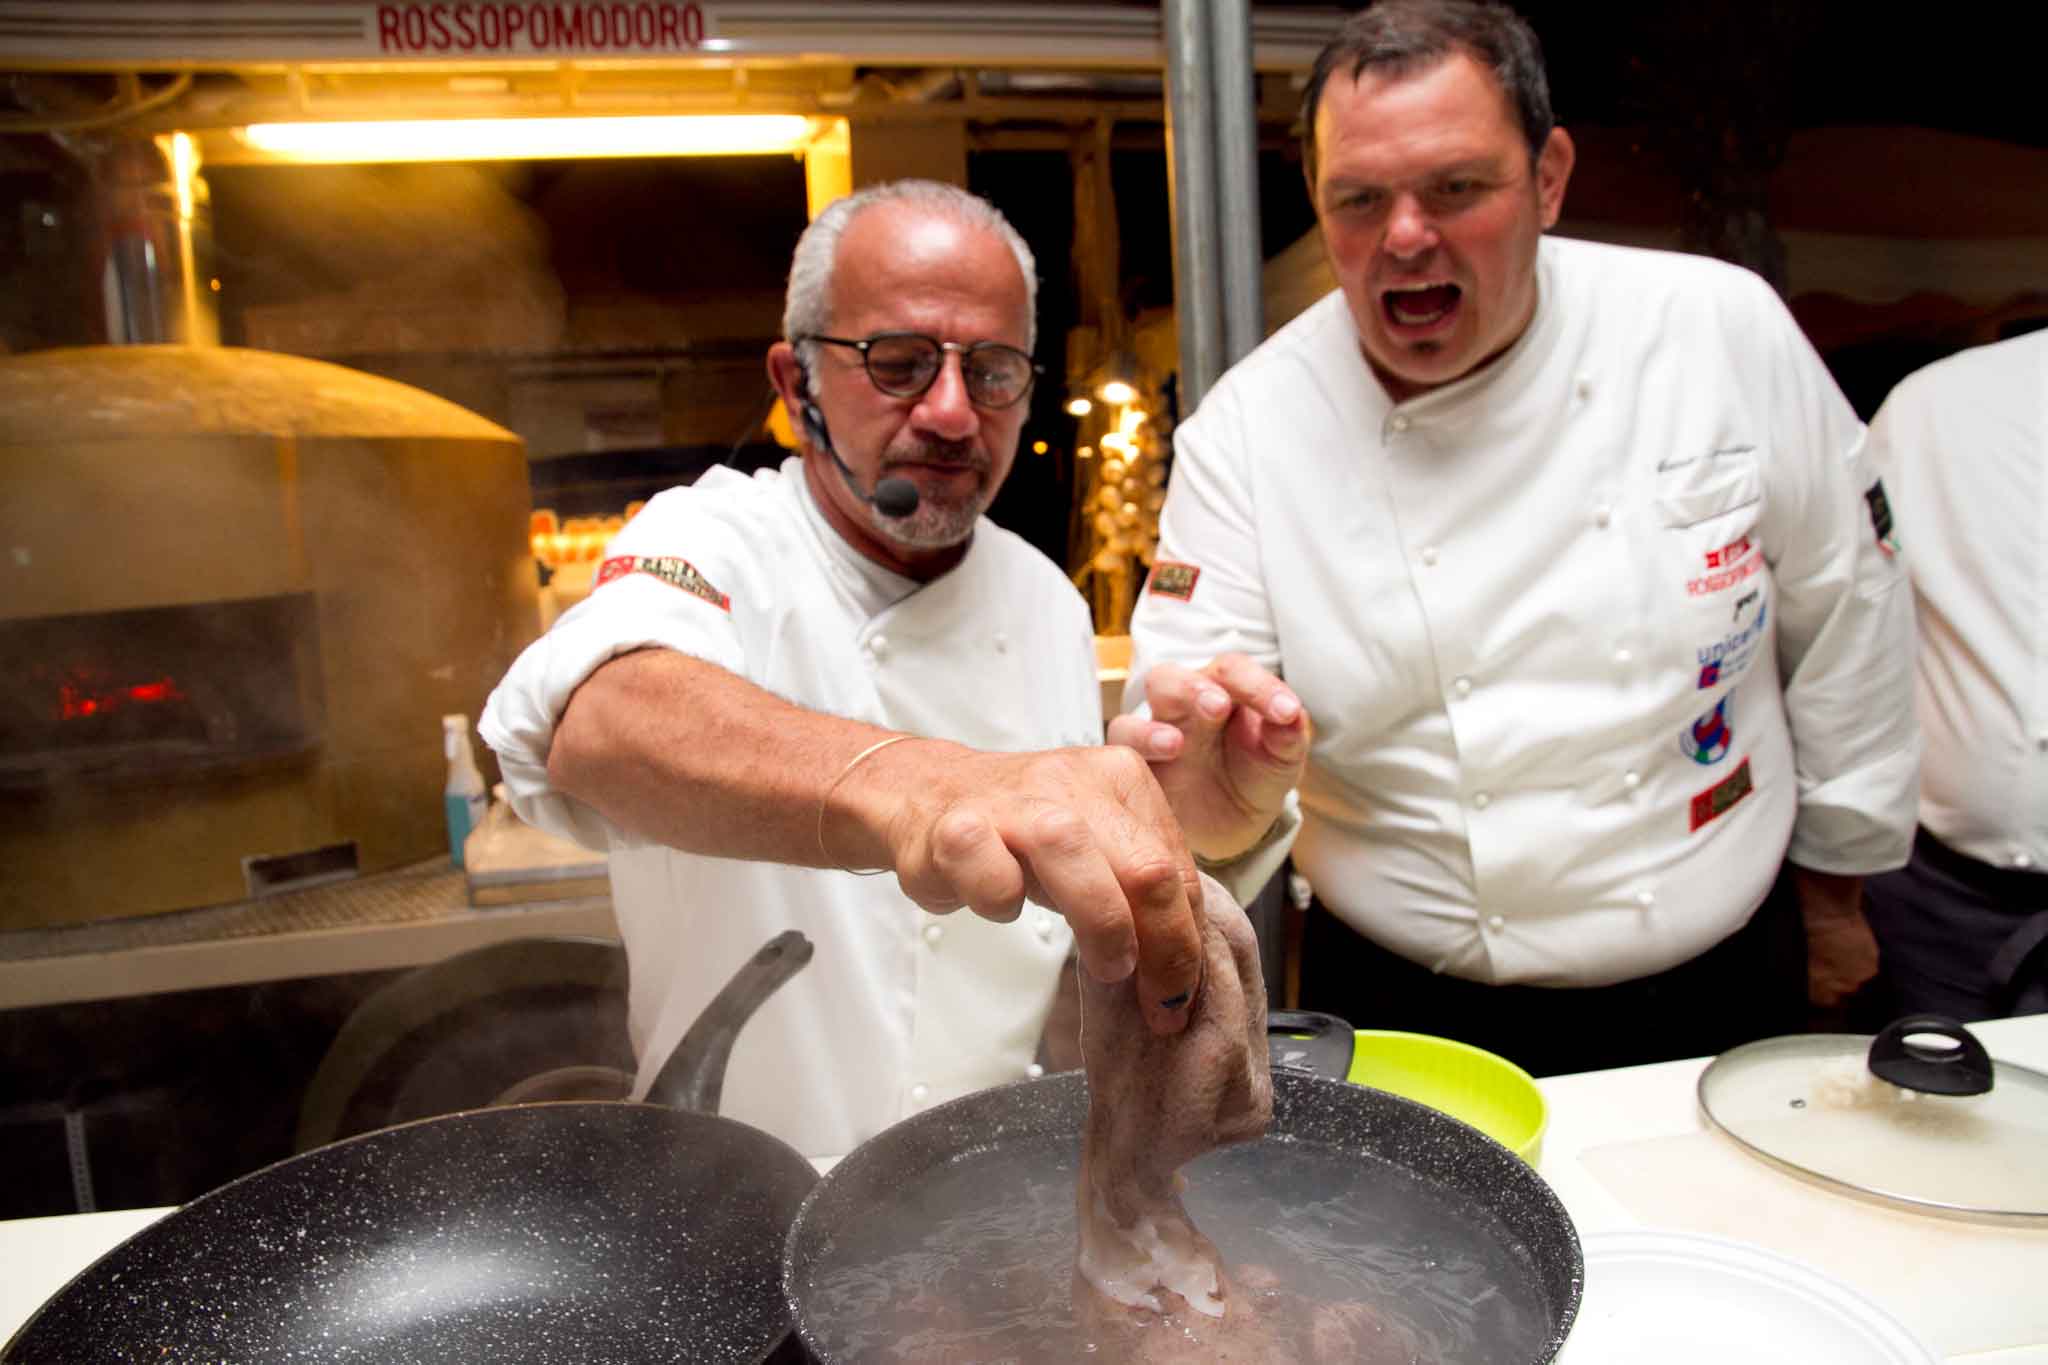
{"left": 549, "top": 647, "right": 1205, "bottom": 1035}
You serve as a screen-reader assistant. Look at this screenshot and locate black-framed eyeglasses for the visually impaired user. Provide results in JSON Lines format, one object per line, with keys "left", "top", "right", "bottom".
{"left": 804, "top": 331, "right": 1041, "bottom": 410}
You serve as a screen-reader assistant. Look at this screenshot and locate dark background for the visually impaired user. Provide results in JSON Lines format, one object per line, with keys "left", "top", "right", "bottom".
{"left": 6, "top": 1, "right": 2043, "bottom": 569}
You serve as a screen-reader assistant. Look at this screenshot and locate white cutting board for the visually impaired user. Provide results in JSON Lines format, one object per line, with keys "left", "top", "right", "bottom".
{"left": 1579, "top": 1131, "right": 2048, "bottom": 1355}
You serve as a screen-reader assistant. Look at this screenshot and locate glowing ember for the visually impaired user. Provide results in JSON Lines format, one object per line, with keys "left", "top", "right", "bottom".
{"left": 58, "top": 674, "right": 187, "bottom": 721}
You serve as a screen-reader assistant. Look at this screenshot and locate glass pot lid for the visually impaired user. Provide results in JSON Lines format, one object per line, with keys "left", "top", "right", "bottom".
{"left": 1697, "top": 1015, "right": 2048, "bottom": 1223}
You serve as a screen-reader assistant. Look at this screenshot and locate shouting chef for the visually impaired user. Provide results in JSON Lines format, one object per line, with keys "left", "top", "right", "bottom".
{"left": 483, "top": 180, "right": 1205, "bottom": 1161}
{"left": 1113, "top": 0, "right": 1920, "bottom": 1076}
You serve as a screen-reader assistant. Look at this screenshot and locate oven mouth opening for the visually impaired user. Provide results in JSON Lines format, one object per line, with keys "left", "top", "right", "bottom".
{"left": 0, "top": 591, "right": 325, "bottom": 792}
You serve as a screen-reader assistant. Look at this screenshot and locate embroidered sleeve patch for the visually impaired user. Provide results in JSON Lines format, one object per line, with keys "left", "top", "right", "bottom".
{"left": 1689, "top": 756, "right": 1754, "bottom": 831}
{"left": 1147, "top": 561, "right": 1201, "bottom": 601}
{"left": 595, "top": 555, "right": 731, "bottom": 612}
{"left": 1864, "top": 480, "right": 1899, "bottom": 556}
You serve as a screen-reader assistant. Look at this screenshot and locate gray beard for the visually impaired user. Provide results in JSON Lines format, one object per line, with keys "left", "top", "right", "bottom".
{"left": 865, "top": 485, "right": 986, "bottom": 549}
{"left": 865, "top": 438, "right": 994, "bottom": 549}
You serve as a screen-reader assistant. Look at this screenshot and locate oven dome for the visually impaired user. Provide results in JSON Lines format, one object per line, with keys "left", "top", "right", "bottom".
{"left": 1, "top": 345, "right": 540, "bottom": 929}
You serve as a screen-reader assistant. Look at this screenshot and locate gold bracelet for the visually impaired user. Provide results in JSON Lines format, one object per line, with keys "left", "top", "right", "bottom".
{"left": 1192, "top": 811, "right": 1285, "bottom": 874}
{"left": 816, "top": 734, "right": 914, "bottom": 875}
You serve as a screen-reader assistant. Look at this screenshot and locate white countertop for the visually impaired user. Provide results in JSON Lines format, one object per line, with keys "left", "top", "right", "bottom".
{"left": 1539, "top": 1013, "right": 2048, "bottom": 1364}
{"left": 4, "top": 1014, "right": 2044, "bottom": 1358}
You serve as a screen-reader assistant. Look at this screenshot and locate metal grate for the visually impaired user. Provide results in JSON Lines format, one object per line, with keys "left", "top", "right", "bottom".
{"left": 0, "top": 859, "right": 537, "bottom": 963}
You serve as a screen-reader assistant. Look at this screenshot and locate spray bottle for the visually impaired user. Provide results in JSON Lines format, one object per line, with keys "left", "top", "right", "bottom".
{"left": 442, "top": 713, "right": 489, "bottom": 869}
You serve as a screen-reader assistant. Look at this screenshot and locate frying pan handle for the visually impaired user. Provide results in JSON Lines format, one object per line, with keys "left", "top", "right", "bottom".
{"left": 1267, "top": 1009, "right": 1356, "bottom": 1080}
{"left": 645, "top": 930, "right": 815, "bottom": 1114}
{"left": 1866, "top": 1014, "right": 1994, "bottom": 1096}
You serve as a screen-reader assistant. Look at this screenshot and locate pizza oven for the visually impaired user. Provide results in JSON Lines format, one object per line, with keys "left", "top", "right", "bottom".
{"left": 0, "top": 345, "right": 540, "bottom": 930}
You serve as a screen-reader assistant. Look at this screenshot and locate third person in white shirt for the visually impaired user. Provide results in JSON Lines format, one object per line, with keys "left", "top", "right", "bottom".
{"left": 1113, "top": 0, "right": 1920, "bottom": 1076}
{"left": 1857, "top": 326, "right": 2048, "bottom": 1022}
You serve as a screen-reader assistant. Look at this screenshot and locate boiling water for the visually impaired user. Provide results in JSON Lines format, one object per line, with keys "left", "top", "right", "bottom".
{"left": 800, "top": 1136, "right": 1552, "bottom": 1364}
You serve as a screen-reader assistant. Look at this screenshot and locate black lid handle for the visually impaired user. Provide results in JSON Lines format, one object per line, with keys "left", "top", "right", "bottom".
{"left": 1866, "top": 1014, "right": 1994, "bottom": 1096}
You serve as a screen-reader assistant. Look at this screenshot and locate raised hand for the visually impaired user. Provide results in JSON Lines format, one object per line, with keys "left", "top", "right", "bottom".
{"left": 1108, "top": 653, "right": 1311, "bottom": 862}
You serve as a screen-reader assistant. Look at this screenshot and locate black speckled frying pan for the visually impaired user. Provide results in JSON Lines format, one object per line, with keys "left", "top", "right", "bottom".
{"left": 3, "top": 933, "right": 819, "bottom": 1365}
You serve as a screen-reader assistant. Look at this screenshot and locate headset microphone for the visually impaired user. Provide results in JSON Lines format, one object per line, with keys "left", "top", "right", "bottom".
{"left": 799, "top": 394, "right": 921, "bottom": 519}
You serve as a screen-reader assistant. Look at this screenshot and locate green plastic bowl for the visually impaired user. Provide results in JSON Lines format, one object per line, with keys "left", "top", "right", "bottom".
{"left": 1346, "top": 1030, "right": 1548, "bottom": 1166}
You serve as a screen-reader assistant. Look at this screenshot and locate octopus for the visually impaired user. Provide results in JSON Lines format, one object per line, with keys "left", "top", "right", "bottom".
{"left": 1072, "top": 873, "right": 1429, "bottom": 1365}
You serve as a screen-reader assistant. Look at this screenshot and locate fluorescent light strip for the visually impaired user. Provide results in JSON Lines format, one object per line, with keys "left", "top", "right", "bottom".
{"left": 167, "top": 131, "right": 199, "bottom": 220}
{"left": 239, "top": 114, "right": 822, "bottom": 164}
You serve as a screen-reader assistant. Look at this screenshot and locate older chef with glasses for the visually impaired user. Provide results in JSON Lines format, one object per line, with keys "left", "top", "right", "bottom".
{"left": 483, "top": 180, "right": 1233, "bottom": 1163}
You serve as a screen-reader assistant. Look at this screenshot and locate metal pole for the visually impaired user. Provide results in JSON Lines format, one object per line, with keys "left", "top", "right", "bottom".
{"left": 1162, "top": 0, "right": 1223, "bottom": 414}
{"left": 1209, "top": 0, "right": 1265, "bottom": 368}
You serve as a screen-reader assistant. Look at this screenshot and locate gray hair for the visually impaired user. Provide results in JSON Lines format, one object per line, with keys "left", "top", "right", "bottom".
{"left": 783, "top": 179, "right": 1038, "bottom": 391}
{"left": 1299, "top": 0, "right": 1555, "bottom": 182}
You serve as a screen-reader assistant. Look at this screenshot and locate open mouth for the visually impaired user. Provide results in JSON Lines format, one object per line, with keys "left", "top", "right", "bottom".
{"left": 1382, "top": 282, "right": 1461, "bottom": 329}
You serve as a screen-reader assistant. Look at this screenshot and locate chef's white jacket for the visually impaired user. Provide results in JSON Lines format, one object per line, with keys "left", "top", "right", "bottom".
{"left": 483, "top": 457, "right": 1097, "bottom": 1160}
{"left": 1130, "top": 235, "right": 1919, "bottom": 987}
{"left": 1869, "top": 329, "right": 2048, "bottom": 872}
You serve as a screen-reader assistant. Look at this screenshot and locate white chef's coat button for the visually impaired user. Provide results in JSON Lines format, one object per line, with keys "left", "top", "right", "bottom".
{"left": 993, "top": 632, "right": 1008, "bottom": 653}
{"left": 1636, "top": 890, "right": 1656, "bottom": 908}
{"left": 1473, "top": 791, "right": 1491, "bottom": 810}
{"left": 1623, "top": 770, "right": 1642, "bottom": 790}
{"left": 923, "top": 922, "right": 944, "bottom": 946}
{"left": 1453, "top": 676, "right": 1472, "bottom": 698}
{"left": 1025, "top": 1063, "right": 1045, "bottom": 1080}
{"left": 1614, "top": 647, "right": 1632, "bottom": 664}
{"left": 868, "top": 635, "right": 889, "bottom": 659}
{"left": 2015, "top": 853, "right": 2036, "bottom": 871}
{"left": 1420, "top": 545, "right": 1439, "bottom": 567}
{"left": 1576, "top": 376, "right": 1594, "bottom": 400}
{"left": 910, "top": 1084, "right": 929, "bottom": 1104}
{"left": 1391, "top": 414, "right": 1411, "bottom": 432}
{"left": 1485, "top": 914, "right": 1506, "bottom": 933}
{"left": 1035, "top": 918, "right": 1055, "bottom": 942}
{"left": 1594, "top": 504, "right": 1612, "bottom": 528}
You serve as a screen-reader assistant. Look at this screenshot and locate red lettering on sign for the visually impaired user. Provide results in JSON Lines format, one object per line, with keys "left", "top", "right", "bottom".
{"left": 371, "top": 2, "right": 704, "bottom": 52}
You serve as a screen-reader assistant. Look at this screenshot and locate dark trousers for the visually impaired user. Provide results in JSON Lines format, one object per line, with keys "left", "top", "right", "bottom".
{"left": 1298, "top": 866, "right": 1808, "bottom": 1078}
{"left": 1855, "top": 828, "right": 2048, "bottom": 1025}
